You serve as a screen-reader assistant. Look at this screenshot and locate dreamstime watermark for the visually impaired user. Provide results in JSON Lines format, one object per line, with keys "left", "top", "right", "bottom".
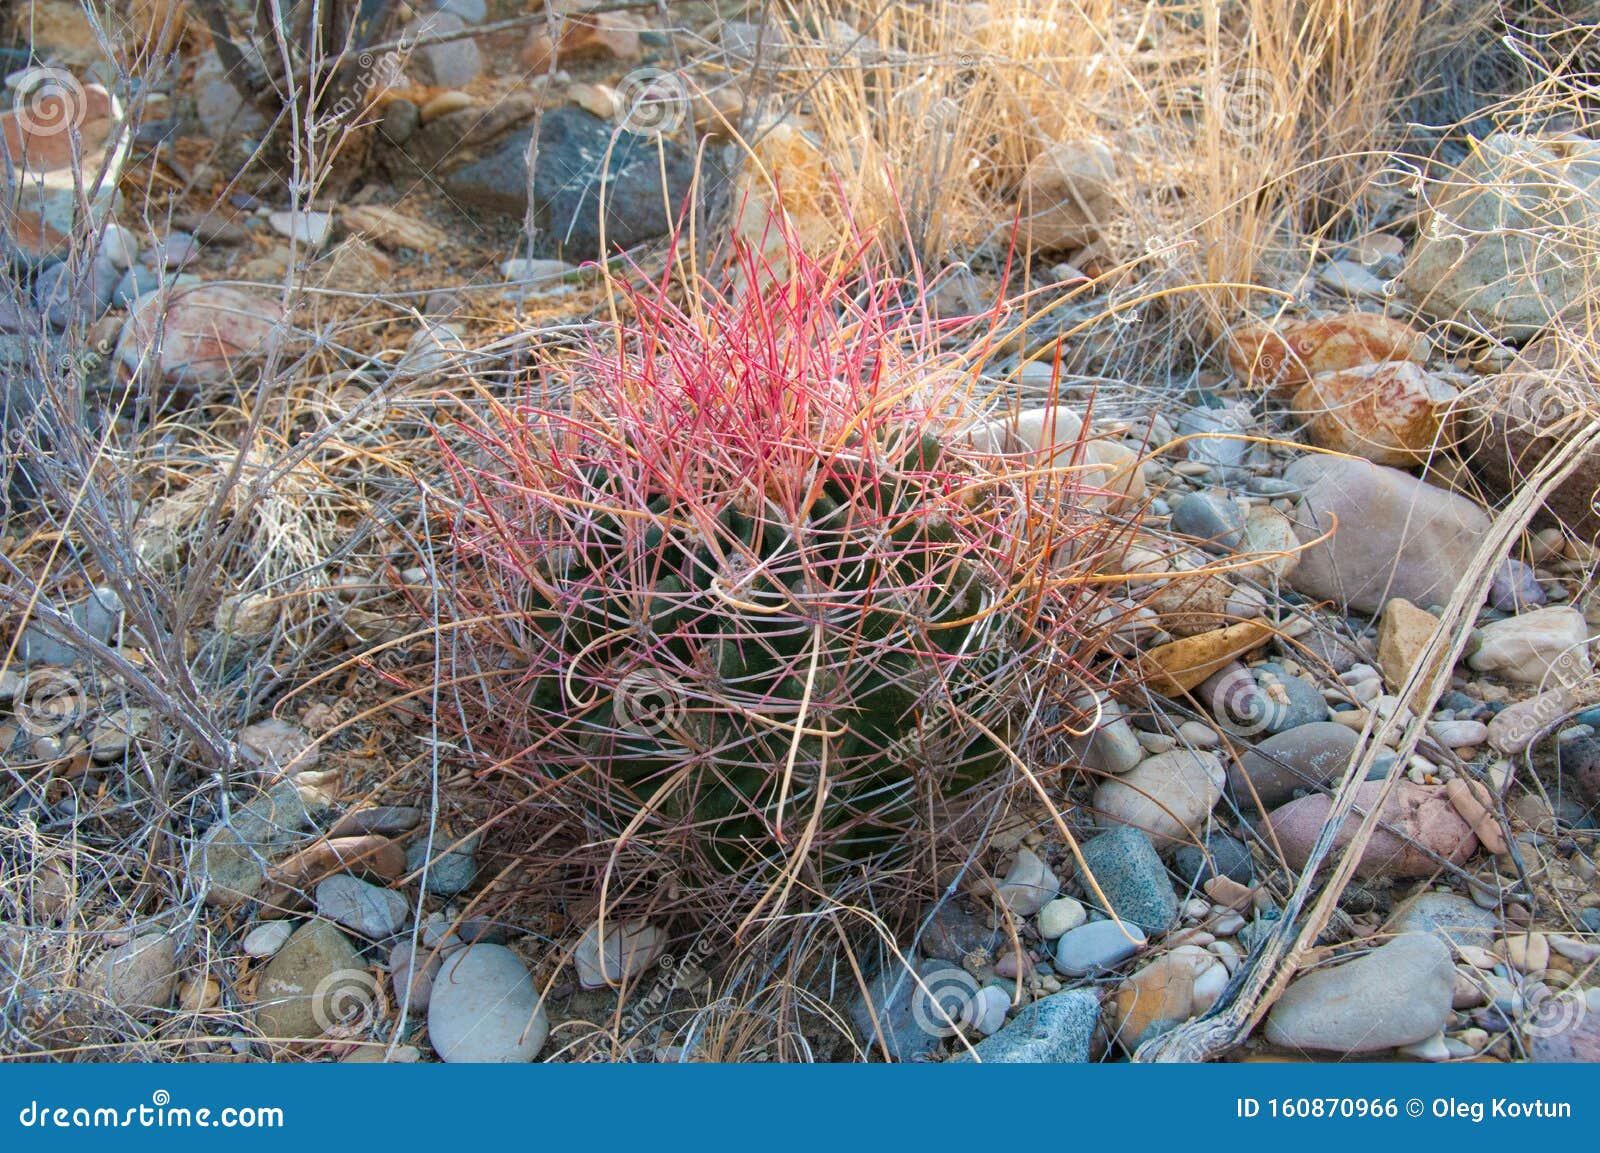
{"left": 308, "top": 967, "right": 383, "bottom": 1035}
{"left": 1213, "top": 66, "right": 1278, "bottom": 141}
{"left": 1521, "top": 970, "right": 1590, "bottom": 1041}
{"left": 8, "top": 67, "right": 88, "bottom": 139}
{"left": 321, "top": 49, "right": 406, "bottom": 132}
{"left": 13, "top": 669, "right": 86, "bottom": 738}
{"left": 16, "top": 1090, "right": 284, "bottom": 1129}
{"left": 612, "top": 668, "right": 690, "bottom": 736}
{"left": 908, "top": 965, "right": 981, "bottom": 1039}
{"left": 615, "top": 67, "right": 688, "bottom": 136}
{"left": 1212, "top": 666, "right": 1291, "bottom": 738}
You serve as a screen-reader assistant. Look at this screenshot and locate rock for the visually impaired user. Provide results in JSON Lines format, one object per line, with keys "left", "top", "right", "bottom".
{"left": 519, "top": 12, "right": 643, "bottom": 72}
{"left": 1237, "top": 505, "right": 1301, "bottom": 582}
{"left": 964, "top": 985, "right": 1010, "bottom": 1036}
{"left": 140, "top": 231, "right": 200, "bottom": 270}
{"left": 1278, "top": 619, "right": 1371, "bottom": 674}
{"left": 1376, "top": 598, "right": 1442, "bottom": 693}
{"left": 442, "top": 108, "right": 697, "bottom": 260}
{"left": 1559, "top": 733, "right": 1600, "bottom": 809}
{"left": 1176, "top": 403, "right": 1252, "bottom": 477}
{"left": 115, "top": 284, "right": 285, "bottom": 390}
{"left": 1291, "top": 362, "right": 1457, "bottom": 466}
{"left": 1, "top": 75, "right": 125, "bottom": 260}
{"left": 1054, "top": 918, "right": 1147, "bottom": 975}
{"left": 1111, "top": 945, "right": 1228, "bottom": 1051}
{"left": 919, "top": 902, "right": 1001, "bottom": 962}
{"left": 1468, "top": 606, "right": 1590, "bottom": 685}
{"left": 1528, "top": 999, "right": 1600, "bottom": 1062}
{"left": 1068, "top": 692, "right": 1143, "bottom": 774}
{"left": 1147, "top": 568, "right": 1236, "bottom": 636}
{"left": 327, "top": 806, "right": 425, "bottom": 838}
{"left": 237, "top": 718, "right": 317, "bottom": 776}
{"left": 1016, "top": 138, "right": 1117, "bottom": 250}
{"left": 404, "top": 12, "right": 482, "bottom": 87}
{"left": 1284, "top": 456, "right": 1492, "bottom": 614}
{"left": 1226, "top": 313, "right": 1430, "bottom": 395}
{"left": 1488, "top": 685, "right": 1584, "bottom": 754}
{"left": 950, "top": 989, "right": 1099, "bottom": 1063}
{"left": 1264, "top": 781, "right": 1478, "bottom": 879}
{"left": 1318, "top": 259, "right": 1387, "bottom": 299}
{"left": 196, "top": 780, "right": 311, "bottom": 907}
{"left": 315, "top": 875, "right": 409, "bottom": 938}
{"left": 1213, "top": 663, "right": 1327, "bottom": 736}
{"left": 1390, "top": 890, "right": 1500, "bottom": 949}
{"left": 1077, "top": 826, "right": 1178, "bottom": 933}
{"left": 995, "top": 847, "right": 1060, "bottom": 917}
{"left": 1462, "top": 367, "right": 1600, "bottom": 538}
{"left": 1172, "top": 832, "right": 1254, "bottom": 888}
{"left": 1264, "top": 933, "right": 1456, "bottom": 1053}
{"left": 267, "top": 836, "right": 407, "bottom": 893}
{"left": 851, "top": 959, "right": 966, "bottom": 1061}
{"left": 1490, "top": 558, "right": 1546, "bottom": 612}
{"left": 1233, "top": 722, "right": 1360, "bottom": 809}
{"left": 255, "top": 921, "right": 366, "bottom": 1040}
{"left": 428, "top": 944, "right": 547, "bottom": 1062}
{"left": 1143, "top": 620, "right": 1274, "bottom": 695}
{"left": 1172, "top": 490, "right": 1244, "bottom": 552}
{"left": 193, "top": 50, "right": 269, "bottom": 139}
{"left": 267, "top": 209, "right": 333, "bottom": 248}
{"left": 1094, "top": 749, "right": 1225, "bottom": 843}
{"left": 573, "top": 919, "right": 666, "bottom": 988}
{"left": 389, "top": 938, "right": 443, "bottom": 1014}
{"left": 1501, "top": 931, "right": 1549, "bottom": 974}
{"left": 111, "top": 265, "right": 170, "bottom": 308}
{"left": 379, "top": 98, "right": 420, "bottom": 144}
{"left": 1428, "top": 719, "right": 1488, "bottom": 748}
{"left": 405, "top": 835, "right": 478, "bottom": 896}
{"left": 92, "top": 933, "right": 177, "bottom": 1012}
{"left": 395, "top": 321, "right": 466, "bottom": 382}
{"left": 1403, "top": 132, "right": 1600, "bottom": 340}
{"left": 242, "top": 920, "right": 295, "bottom": 959}
{"left": 32, "top": 255, "right": 118, "bottom": 325}
{"left": 17, "top": 586, "right": 122, "bottom": 665}
{"left": 1037, "top": 897, "right": 1088, "bottom": 940}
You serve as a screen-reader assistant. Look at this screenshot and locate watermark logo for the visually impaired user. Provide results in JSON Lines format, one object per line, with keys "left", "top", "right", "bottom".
{"left": 1213, "top": 667, "right": 1289, "bottom": 738}
{"left": 1214, "top": 66, "right": 1277, "bottom": 141}
{"left": 909, "top": 966, "right": 981, "bottom": 1039}
{"left": 615, "top": 67, "right": 688, "bottom": 136}
{"left": 14, "top": 669, "right": 84, "bottom": 738}
{"left": 613, "top": 669, "right": 689, "bottom": 736}
{"left": 1522, "top": 970, "right": 1590, "bottom": 1040}
{"left": 9, "top": 67, "right": 88, "bottom": 139}
{"left": 310, "top": 968, "right": 381, "bottom": 1035}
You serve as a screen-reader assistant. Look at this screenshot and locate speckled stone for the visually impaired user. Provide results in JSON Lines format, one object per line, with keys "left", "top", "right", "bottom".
{"left": 1077, "top": 826, "right": 1178, "bottom": 933}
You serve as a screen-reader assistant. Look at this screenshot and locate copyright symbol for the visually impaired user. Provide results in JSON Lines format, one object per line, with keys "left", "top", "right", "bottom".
{"left": 152, "top": 1089, "right": 170, "bottom": 1106}
{"left": 1406, "top": 1099, "right": 1424, "bottom": 1117}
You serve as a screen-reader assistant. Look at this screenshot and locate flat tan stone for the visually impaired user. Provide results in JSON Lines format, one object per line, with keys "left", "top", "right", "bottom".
{"left": 1377, "top": 598, "right": 1442, "bottom": 693}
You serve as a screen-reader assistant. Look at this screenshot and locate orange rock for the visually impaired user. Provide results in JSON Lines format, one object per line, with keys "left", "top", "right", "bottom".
{"left": 1291, "top": 361, "right": 1457, "bottom": 465}
{"left": 1226, "top": 314, "right": 1431, "bottom": 395}
{"left": 265, "top": 835, "right": 407, "bottom": 892}
{"left": 519, "top": 14, "right": 642, "bottom": 72}
{"left": 1444, "top": 778, "right": 1507, "bottom": 855}
{"left": 1142, "top": 620, "right": 1274, "bottom": 694}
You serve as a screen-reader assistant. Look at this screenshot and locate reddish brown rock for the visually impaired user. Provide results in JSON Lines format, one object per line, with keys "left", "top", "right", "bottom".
{"left": 1264, "top": 781, "right": 1478, "bottom": 878}
{"left": 1291, "top": 361, "right": 1457, "bottom": 466}
{"left": 114, "top": 285, "right": 285, "bottom": 389}
{"left": 1226, "top": 314, "right": 1430, "bottom": 396}
{"left": 519, "top": 13, "right": 643, "bottom": 73}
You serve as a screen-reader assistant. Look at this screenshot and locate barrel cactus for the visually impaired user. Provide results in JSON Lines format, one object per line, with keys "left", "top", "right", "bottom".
{"left": 436, "top": 244, "right": 1121, "bottom": 908}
